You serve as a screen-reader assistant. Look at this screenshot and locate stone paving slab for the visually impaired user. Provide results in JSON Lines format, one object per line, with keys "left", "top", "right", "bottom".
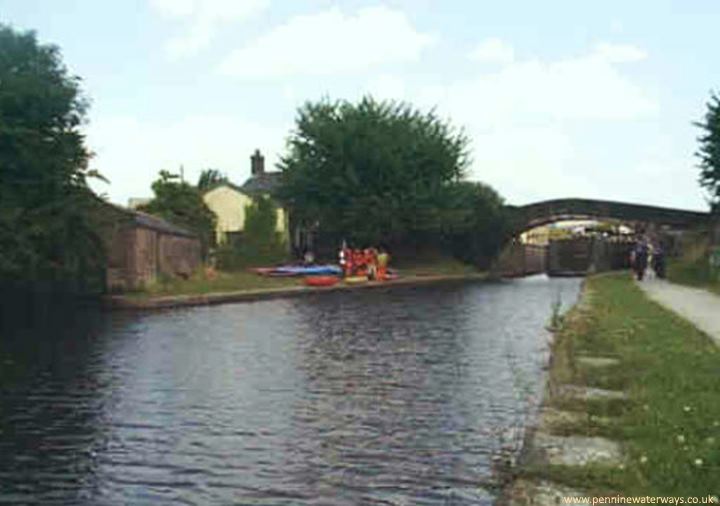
{"left": 557, "top": 384, "right": 628, "bottom": 402}
{"left": 576, "top": 356, "right": 620, "bottom": 368}
{"left": 507, "top": 479, "right": 589, "bottom": 506}
{"left": 638, "top": 279, "right": 720, "bottom": 346}
{"left": 538, "top": 408, "right": 615, "bottom": 433}
{"left": 539, "top": 408, "right": 587, "bottom": 430}
{"left": 528, "top": 432, "right": 623, "bottom": 467}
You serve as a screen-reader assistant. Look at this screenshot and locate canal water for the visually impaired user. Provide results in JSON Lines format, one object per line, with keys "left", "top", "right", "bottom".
{"left": 0, "top": 275, "right": 581, "bottom": 505}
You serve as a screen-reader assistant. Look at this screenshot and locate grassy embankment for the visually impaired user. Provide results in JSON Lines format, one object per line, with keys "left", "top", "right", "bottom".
{"left": 665, "top": 230, "right": 720, "bottom": 294}
{"left": 667, "top": 257, "right": 720, "bottom": 294}
{"left": 127, "top": 255, "right": 480, "bottom": 299}
{"left": 522, "top": 273, "right": 719, "bottom": 495}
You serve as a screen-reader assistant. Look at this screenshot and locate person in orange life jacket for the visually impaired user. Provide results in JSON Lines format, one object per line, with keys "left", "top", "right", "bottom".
{"left": 352, "top": 249, "right": 366, "bottom": 277}
{"left": 339, "top": 242, "right": 352, "bottom": 277}
{"left": 366, "top": 247, "right": 379, "bottom": 280}
{"left": 376, "top": 247, "right": 390, "bottom": 281}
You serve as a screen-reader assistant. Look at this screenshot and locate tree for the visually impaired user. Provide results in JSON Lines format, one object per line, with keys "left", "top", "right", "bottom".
{"left": 442, "top": 182, "right": 509, "bottom": 267}
{"left": 139, "top": 171, "right": 216, "bottom": 254}
{"left": 696, "top": 92, "right": 720, "bottom": 212}
{"left": 197, "top": 168, "right": 228, "bottom": 191}
{"left": 279, "top": 96, "right": 470, "bottom": 247}
{"left": 216, "top": 196, "right": 286, "bottom": 269}
{"left": 0, "top": 25, "right": 105, "bottom": 291}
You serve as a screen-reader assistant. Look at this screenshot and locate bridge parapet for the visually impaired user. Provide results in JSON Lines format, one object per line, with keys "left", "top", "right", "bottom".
{"left": 507, "top": 198, "right": 711, "bottom": 234}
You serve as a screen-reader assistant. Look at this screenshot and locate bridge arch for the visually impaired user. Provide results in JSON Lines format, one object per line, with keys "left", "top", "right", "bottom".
{"left": 494, "top": 198, "right": 711, "bottom": 278}
{"left": 507, "top": 198, "right": 711, "bottom": 235}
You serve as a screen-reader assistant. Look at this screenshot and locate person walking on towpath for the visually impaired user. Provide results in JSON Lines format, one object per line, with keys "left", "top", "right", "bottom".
{"left": 652, "top": 242, "right": 666, "bottom": 279}
{"left": 632, "top": 239, "right": 649, "bottom": 281}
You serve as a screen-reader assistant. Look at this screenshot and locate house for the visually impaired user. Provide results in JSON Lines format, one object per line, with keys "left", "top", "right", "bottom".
{"left": 102, "top": 204, "right": 202, "bottom": 292}
{"left": 202, "top": 150, "right": 289, "bottom": 245}
{"left": 127, "top": 197, "right": 151, "bottom": 210}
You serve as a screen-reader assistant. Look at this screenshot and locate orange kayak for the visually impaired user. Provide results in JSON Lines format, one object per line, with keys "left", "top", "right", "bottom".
{"left": 304, "top": 276, "right": 340, "bottom": 287}
{"left": 344, "top": 276, "right": 368, "bottom": 284}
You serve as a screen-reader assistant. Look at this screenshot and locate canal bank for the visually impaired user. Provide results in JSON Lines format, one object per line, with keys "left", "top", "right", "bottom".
{"left": 104, "top": 272, "right": 490, "bottom": 310}
{"left": 503, "top": 273, "right": 720, "bottom": 503}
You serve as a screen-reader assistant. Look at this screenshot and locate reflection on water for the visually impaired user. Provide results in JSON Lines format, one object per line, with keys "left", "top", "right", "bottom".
{"left": 0, "top": 275, "right": 581, "bottom": 505}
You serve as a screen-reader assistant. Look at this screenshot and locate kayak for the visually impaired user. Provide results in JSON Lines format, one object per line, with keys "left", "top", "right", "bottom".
{"left": 280, "top": 265, "right": 342, "bottom": 275}
{"left": 344, "top": 275, "right": 368, "bottom": 284}
{"left": 250, "top": 267, "right": 275, "bottom": 275}
{"left": 255, "top": 264, "right": 343, "bottom": 276}
{"left": 304, "top": 276, "right": 340, "bottom": 287}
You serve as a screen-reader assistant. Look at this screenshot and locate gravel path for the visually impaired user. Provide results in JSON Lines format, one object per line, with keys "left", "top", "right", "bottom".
{"left": 637, "top": 278, "right": 720, "bottom": 346}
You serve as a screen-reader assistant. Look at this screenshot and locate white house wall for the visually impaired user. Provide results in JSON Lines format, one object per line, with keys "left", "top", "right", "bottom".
{"left": 203, "top": 185, "right": 289, "bottom": 245}
{"left": 203, "top": 186, "right": 253, "bottom": 243}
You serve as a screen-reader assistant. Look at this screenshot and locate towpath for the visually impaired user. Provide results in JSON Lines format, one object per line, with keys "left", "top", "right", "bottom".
{"left": 637, "top": 278, "right": 720, "bottom": 346}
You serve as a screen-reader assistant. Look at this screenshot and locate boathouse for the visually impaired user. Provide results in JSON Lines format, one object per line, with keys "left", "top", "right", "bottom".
{"left": 103, "top": 205, "right": 201, "bottom": 292}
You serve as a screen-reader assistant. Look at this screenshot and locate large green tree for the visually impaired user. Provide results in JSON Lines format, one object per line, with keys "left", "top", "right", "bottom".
{"left": 279, "top": 96, "right": 470, "bottom": 246}
{"left": 139, "top": 170, "right": 216, "bottom": 254}
{"left": 696, "top": 92, "right": 720, "bottom": 212}
{"left": 441, "top": 181, "right": 509, "bottom": 267}
{"left": 0, "top": 25, "right": 104, "bottom": 290}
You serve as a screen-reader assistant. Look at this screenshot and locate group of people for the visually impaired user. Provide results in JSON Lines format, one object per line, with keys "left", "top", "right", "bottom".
{"left": 339, "top": 245, "right": 390, "bottom": 280}
{"left": 630, "top": 238, "right": 666, "bottom": 281}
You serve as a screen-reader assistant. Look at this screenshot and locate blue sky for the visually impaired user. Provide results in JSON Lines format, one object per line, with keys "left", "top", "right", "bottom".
{"left": 2, "top": 0, "right": 718, "bottom": 210}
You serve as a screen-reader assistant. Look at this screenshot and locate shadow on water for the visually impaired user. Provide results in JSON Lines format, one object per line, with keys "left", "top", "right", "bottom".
{"left": 0, "top": 300, "right": 126, "bottom": 503}
{"left": 0, "top": 275, "right": 581, "bottom": 505}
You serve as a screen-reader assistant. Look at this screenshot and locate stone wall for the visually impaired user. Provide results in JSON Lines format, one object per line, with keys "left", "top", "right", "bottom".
{"left": 158, "top": 233, "right": 201, "bottom": 279}
{"left": 495, "top": 241, "right": 547, "bottom": 277}
{"left": 547, "top": 237, "right": 633, "bottom": 276}
{"left": 712, "top": 219, "right": 720, "bottom": 246}
{"left": 547, "top": 239, "right": 592, "bottom": 276}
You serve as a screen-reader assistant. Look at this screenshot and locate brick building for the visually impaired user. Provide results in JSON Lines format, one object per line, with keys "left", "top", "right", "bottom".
{"left": 103, "top": 205, "right": 201, "bottom": 292}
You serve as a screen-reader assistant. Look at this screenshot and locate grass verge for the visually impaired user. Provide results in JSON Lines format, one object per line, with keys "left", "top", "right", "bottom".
{"left": 392, "top": 255, "right": 480, "bottom": 277}
{"left": 667, "top": 256, "right": 720, "bottom": 295}
{"left": 125, "top": 270, "right": 298, "bottom": 299}
{"left": 521, "top": 272, "right": 720, "bottom": 496}
{"left": 126, "top": 256, "right": 482, "bottom": 299}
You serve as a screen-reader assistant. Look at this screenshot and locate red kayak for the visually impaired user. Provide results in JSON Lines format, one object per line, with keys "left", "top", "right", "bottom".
{"left": 250, "top": 267, "right": 274, "bottom": 275}
{"left": 304, "top": 276, "right": 340, "bottom": 287}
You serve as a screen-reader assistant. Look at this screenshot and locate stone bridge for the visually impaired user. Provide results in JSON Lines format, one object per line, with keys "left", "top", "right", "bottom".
{"left": 507, "top": 198, "right": 712, "bottom": 234}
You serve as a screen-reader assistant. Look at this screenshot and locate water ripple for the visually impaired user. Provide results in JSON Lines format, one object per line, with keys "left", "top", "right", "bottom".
{"left": 0, "top": 275, "right": 580, "bottom": 505}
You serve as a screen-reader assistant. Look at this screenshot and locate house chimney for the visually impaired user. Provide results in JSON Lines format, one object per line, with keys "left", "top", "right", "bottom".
{"left": 251, "top": 149, "right": 264, "bottom": 176}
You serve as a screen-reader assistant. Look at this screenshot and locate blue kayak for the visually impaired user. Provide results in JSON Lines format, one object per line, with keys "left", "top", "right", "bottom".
{"left": 267, "top": 264, "right": 342, "bottom": 276}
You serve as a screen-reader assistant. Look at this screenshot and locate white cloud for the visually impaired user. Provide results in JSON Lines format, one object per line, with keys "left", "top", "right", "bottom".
{"left": 593, "top": 42, "right": 647, "bottom": 63}
{"left": 217, "top": 6, "right": 435, "bottom": 79}
{"left": 386, "top": 42, "right": 658, "bottom": 204}
{"left": 366, "top": 74, "right": 408, "bottom": 101}
{"left": 468, "top": 37, "right": 514, "bottom": 64}
{"left": 150, "top": 0, "right": 195, "bottom": 18}
{"left": 416, "top": 46, "right": 656, "bottom": 126}
{"left": 86, "top": 114, "right": 288, "bottom": 204}
{"left": 466, "top": 125, "right": 595, "bottom": 204}
{"left": 150, "top": 0, "right": 269, "bottom": 59}
{"left": 88, "top": 32, "right": 668, "bottom": 208}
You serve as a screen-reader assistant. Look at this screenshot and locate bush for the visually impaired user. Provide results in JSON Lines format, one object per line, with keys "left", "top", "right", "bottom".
{"left": 442, "top": 181, "right": 510, "bottom": 267}
{"left": 139, "top": 170, "right": 216, "bottom": 257}
{"left": 215, "top": 197, "right": 288, "bottom": 270}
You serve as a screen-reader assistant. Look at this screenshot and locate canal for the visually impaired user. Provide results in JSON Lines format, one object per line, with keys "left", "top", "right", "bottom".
{"left": 0, "top": 275, "right": 581, "bottom": 505}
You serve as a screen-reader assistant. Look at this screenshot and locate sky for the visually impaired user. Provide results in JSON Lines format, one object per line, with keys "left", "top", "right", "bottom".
{"left": 2, "top": 0, "right": 719, "bottom": 210}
